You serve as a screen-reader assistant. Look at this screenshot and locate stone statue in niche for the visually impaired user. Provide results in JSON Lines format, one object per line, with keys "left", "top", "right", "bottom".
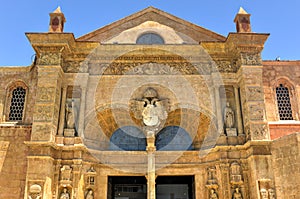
{"left": 232, "top": 187, "right": 243, "bottom": 199}
{"left": 260, "top": 188, "right": 268, "bottom": 199}
{"left": 85, "top": 189, "right": 94, "bottom": 199}
{"left": 131, "top": 88, "right": 169, "bottom": 131}
{"left": 28, "top": 184, "right": 42, "bottom": 199}
{"left": 209, "top": 189, "right": 218, "bottom": 199}
{"left": 65, "top": 99, "right": 78, "bottom": 129}
{"left": 224, "top": 102, "right": 237, "bottom": 136}
{"left": 59, "top": 188, "right": 70, "bottom": 199}
{"left": 268, "top": 188, "right": 276, "bottom": 199}
{"left": 224, "top": 102, "right": 234, "bottom": 128}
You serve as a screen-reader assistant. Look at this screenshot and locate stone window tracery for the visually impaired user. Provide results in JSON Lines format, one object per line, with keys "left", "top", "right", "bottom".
{"left": 275, "top": 80, "right": 298, "bottom": 121}
{"left": 6, "top": 82, "right": 27, "bottom": 122}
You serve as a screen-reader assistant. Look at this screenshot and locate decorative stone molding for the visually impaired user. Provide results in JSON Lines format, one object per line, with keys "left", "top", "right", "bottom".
{"left": 241, "top": 52, "right": 262, "bottom": 66}
{"left": 249, "top": 103, "right": 265, "bottom": 121}
{"left": 37, "top": 87, "right": 55, "bottom": 102}
{"left": 60, "top": 165, "right": 72, "bottom": 186}
{"left": 230, "top": 162, "right": 243, "bottom": 185}
{"left": 250, "top": 123, "right": 268, "bottom": 140}
{"left": 38, "top": 52, "right": 61, "bottom": 65}
{"left": 85, "top": 166, "right": 96, "bottom": 187}
{"left": 246, "top": 87, "right": 264, "bottom": 101}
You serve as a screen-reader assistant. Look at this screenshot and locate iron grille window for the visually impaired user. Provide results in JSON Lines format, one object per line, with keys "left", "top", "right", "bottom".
{"left": 276, "top": 84, "right": 293, "bottom": 120}
{"left": 9, "top": 87, "right": 26, "bottom": 121}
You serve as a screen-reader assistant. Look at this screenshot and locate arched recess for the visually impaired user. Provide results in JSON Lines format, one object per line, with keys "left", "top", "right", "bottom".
{"left": 155, "top": 126, "right": 193, "bottom": 151}
{"left": 5, "top": 80, "right": 28, "bottom": 122}
{"left": 109, "top": 126, "right": 146, "bottom": 151}
{"left": 274, "top": 78, "right": 299, "bottom": 121}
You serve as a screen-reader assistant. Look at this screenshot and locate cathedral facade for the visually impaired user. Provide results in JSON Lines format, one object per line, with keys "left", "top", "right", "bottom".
{"left": 0, "top": 6, "right": 299, "bottom": 199}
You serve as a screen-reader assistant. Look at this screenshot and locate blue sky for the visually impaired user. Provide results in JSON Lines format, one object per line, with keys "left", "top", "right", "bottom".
{"left": 0, "top": 0, "right": 299, "bottom": 66}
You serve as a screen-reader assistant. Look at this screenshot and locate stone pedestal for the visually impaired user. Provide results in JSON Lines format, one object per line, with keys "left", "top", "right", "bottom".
{"left": 226, "top": 128, "right": 237, "bottom": 136}
{"left": 64, "top": 129, "right": 75, "bottom": 137}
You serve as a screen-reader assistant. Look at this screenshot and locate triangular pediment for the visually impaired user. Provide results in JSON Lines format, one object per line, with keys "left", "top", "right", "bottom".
{"left": 77, "top": 7, "right": 226, "bottom": 44}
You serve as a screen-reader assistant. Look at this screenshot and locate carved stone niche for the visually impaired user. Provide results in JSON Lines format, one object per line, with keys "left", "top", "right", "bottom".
{"left": 85, "top": 166, "right": 96, "bottom": 188}
{"left": 258, "top": 179, "right": 276, "bottom": 199}
{"left": 230, "top": 162, "right": 243, "bottom": 185}
{"left": 60, "top": 165, "right": 72, "bottom": 186}
{"left": 206, "top": 166, "right": 218, "bottom": 188}
{"left": 28, "top": 184, "right": 42, "bottom": 199}
{"left": 64, "top": 86, "right": 81, "bottom": 136}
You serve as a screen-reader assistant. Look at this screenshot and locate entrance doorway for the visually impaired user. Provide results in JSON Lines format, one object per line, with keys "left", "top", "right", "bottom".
{"left": 108, "top": 176, "right": 147, "bottom": 199}
{"left": 156, "top": 176, "right": 195, "bottom": 199}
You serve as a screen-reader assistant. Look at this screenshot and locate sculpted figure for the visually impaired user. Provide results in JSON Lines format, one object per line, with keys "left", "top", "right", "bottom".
{"left": 60, "top": 188, "right": 70, "bottom": 199}
{"left": 224, "top": 102, "right": 235, "bottom": 128}
{"left": 209, "top": 189, "right": 218, "bottom": 199}
{"left": 268, "top": 188, "right": 276, "bottom": 199}
{"left": 232, "top": 187, "right": 243, "bottom": 199}
{"left": 85, "top": 190, "right": 94, "bottom": 199}
{"left": 260, "top": 188, "right": 268, "bottom": 199}
{"left": 65, "top": 100, "right": 77, "bottom": 129}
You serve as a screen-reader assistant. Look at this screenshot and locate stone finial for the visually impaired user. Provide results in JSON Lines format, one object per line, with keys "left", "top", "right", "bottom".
{"left": 49, "top": 6, "right": 66, "bottom": 33}
{"left": 234, "top": 7, "right": 251, "bottom": 33}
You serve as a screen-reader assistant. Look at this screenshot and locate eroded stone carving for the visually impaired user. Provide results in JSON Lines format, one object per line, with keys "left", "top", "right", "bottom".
{"left": 209, "top": 188, "right": 218, "bottom": 199}
{"left": 247, "top": 87, "right": 263, "bottom": 101}
{"left": 260, "top": 188, "right": 268, "bottom": 199}
{"left": 131, "top": 88, "right": 169, "bottom": 129}
{"left": 241, "top": 52, "right": 262, "bottom": 65}
{"left": 28, "top": 184, "right": 42, "bottom": 199}
{"left": 60, "top": 165, "right": 72, "bottom": 185}
{"left": 224, "top": 102, "right": 235, "bottom": 128}
{"left": 59, "top": 188, "right": 70, "bottom": 199}
{"left": 85, "top": 189, "right": 94, "bottom": 199}
{"left": 232, "top": 187, "right": 243, "bottom": 199}
{"left": 249, "top": 103, "right": 264, "bottom": 121}
{"left": 34, "top": 105, "right": 52, "bottom": 122}
{"left": 65, "top": 100, "right": 78, "bottom": 129}
{"left": 207, "top": 166, "right": 218, "bottom": 185}
{"left": 38, "top": 52, "right": 61, "bottom": 65}
{"left": 37, "top": 87, "right": 55, "bottom": 102}
{"left": 251, "top": 124, "right": 268, "bottom": 140}
{"left": 268, "top": 188, "right": 276, "bottom": 199}
{"left": 230, "top": 162, "right": 243, "bottom": 185}
{"left": 86, "top": 166, "right": 96, "bottom": 186}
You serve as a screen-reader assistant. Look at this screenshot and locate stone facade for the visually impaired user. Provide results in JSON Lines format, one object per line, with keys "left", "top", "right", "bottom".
{"left": 0, "top": 6, "right": 299, "bottom": 199}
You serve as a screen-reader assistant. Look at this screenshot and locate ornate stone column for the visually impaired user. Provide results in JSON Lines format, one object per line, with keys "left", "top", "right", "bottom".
{"left": 234, "top": 86, "right": 243, "bottom": 135}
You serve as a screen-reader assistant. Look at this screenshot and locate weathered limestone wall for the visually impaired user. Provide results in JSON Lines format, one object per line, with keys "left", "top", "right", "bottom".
{"left": 0, "top": 66, "right": 37, "bottom": 124}
{"left": 0, "top": 127, "right": 31, "bottom": 199}
{"left": 271, "top": 132, "right": 300, "bottom": 198}
{"left": 263, "top": 61, "right": 300, "bottom": 139}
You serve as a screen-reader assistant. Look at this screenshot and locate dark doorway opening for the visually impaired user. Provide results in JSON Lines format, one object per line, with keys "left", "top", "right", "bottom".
{"left": 156, "top": 176, "right": 195, "bottom": 199}
{"left": 108, "top": 176, "right": 147, "bottom": 199}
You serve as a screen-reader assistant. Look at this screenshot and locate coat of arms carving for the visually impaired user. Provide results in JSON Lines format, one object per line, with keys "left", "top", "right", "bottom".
{"left": 130, "top": 88, "right": 169, "bottom": 129}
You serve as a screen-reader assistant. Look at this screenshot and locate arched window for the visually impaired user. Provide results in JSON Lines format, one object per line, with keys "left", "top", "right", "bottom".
{"left": 6, "top": 82, "right": 27, "bottom": 121}
{"left": 136, "top": 33, "right": 164, "bottom": 44}
{"left": 155, "top": 126, "right": 193, "bottom": 151}
{"left": 109, "top": 126, "right": 146, "bottom": 151}
{"left": 275, "top": 82, "right": 294, "bottom": 120}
